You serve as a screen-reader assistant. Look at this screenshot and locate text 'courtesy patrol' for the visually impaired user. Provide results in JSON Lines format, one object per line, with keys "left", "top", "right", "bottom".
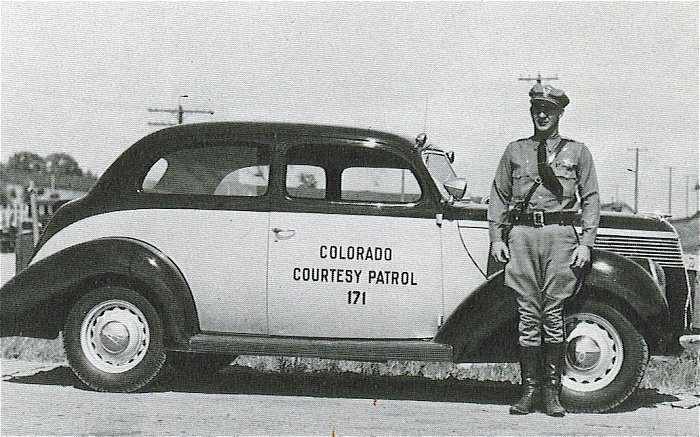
{"left": 291, "top": 245, "right": 418, "bottom": 286}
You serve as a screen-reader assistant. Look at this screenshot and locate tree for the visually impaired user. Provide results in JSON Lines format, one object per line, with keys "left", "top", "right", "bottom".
{"left": 299, "top": 173, "right": 317, "bottom": 188}
{"left": 7, "top": 152, "right": 46, "bottom": 173}
{"left": 46, "top": 152, "right": 83, "bottom": 176}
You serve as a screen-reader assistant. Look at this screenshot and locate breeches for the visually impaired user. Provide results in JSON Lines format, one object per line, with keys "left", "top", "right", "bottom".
{"left": 505, "top": 224, "right": 581, "bottom": 346}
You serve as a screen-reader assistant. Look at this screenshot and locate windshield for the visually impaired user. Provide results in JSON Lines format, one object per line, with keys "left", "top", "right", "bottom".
{"left": 422, "top": 150, "right": 458, "bottom": 199}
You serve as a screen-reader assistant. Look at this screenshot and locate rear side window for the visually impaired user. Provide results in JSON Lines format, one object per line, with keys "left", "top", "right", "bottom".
{"left": 141, "top": 143, "right": 270, "bottom": 197}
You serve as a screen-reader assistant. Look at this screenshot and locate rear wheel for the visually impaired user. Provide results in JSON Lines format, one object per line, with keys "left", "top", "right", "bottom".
{"left": 64, "top": 286, "right": 166, "bottom": 392}
{"left": 562, "top": 300, "right": 649, "bottom": 413}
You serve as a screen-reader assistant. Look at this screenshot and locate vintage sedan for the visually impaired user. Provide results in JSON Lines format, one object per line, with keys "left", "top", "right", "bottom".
{"left": 1, "top": 122, "right": 694, "bottom": 413}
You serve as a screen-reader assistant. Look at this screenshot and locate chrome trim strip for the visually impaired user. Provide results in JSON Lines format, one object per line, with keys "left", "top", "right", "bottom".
{"left": 593, "top": 228, "right": 678, "bottom": 239}
{"left": 457, "top": 220, "right": 489, "bottom": 229}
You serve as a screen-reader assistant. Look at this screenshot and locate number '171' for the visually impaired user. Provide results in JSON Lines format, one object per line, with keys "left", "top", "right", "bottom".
{"left": 348, "top": 290, "right": 366, "bottom": 305}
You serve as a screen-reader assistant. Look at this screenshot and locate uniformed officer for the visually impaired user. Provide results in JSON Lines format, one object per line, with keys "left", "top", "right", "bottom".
{"left": 488, "top": 83, "right": 600, "bottom": 416}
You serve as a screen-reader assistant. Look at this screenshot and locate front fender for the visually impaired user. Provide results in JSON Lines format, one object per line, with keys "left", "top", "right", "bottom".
{"left": 0, "top": 238, "right": 199, "bottom": 346}
{"left": 579, "top": 248, "right": 670, "bottom": 345}
{"left": 435, "top": 249, "right": 670, "bottom": 362}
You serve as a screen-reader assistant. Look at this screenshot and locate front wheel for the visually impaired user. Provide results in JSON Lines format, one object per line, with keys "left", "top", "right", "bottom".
{"left": 63, "top": 286, "right": 166, "bottom": 392}
{"left": 562, "top": 300, "right": 649, "bottom": 413}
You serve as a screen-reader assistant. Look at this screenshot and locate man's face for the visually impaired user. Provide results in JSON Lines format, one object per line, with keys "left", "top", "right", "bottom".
{"left": 530, "top": 101, "right": 563, "bottom": 133}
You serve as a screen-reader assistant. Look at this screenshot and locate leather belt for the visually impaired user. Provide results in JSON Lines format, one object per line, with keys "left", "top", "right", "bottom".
{"left": 512, "top": 211, "right": 577, "bottom": 227}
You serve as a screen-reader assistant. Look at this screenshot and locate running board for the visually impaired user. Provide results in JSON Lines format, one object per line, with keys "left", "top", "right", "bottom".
{"left": 187, "top": 334, "right": 453, "bottom": 362}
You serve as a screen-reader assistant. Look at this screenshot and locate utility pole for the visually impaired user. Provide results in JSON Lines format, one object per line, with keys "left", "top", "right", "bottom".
{"left": 686, "top": 175, "right": 690, "bottom": 217}
{"left": 148, "top": 95, "right": 214, "bottom": 126}
{"left": 27, "top": 181, "right": 39, "bottom": 246}
{"left": 668, "top": 166, "right": 673, "bottom": 215}
{"left": 518, "top": 72, "right": 559, "bottom": 84}
{"left": 626, "top": 147, "right": 647, "bottom": 214}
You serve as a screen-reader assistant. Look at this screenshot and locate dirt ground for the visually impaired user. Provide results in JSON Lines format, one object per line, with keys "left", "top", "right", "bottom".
{"left": 1, "top": 359, "right": 698, "bottom": 436}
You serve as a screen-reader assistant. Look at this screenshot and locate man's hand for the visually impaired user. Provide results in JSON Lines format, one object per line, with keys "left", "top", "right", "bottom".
{"left": 491, "top": 241, "right": 510, "bottom": 263}
{"left": 570, "top": 245, "right": 591, "bottom": 269}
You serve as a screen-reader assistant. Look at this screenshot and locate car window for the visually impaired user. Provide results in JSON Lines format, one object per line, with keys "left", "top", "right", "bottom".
{"left": 285, "top": 142, "right": 421, "bottom": 204}
{"left": 286, "top": 165, "right": 326, "bottom": 199}
{"left": 142, "top": 159, "right": 168, "bottom": 191}
{"left": 423, "top": 151, "right": 457, "bottom": 200}
{"left": 141, "top": 143, "right": 270, "bottom": 196}
{"left": 342, "top": 167, "right": 421, "bottom": 203}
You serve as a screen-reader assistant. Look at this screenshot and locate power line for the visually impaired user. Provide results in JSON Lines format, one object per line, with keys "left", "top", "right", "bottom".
{"left": 518, "top": 72, "right": 559, "bottom": 84}
{"left": 148, "top": 95, "right": 214, "bottom": 126}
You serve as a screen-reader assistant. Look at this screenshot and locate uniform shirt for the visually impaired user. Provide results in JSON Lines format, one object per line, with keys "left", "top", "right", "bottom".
{"left": 488, "top": 134, "right": 600, "bottom": 247}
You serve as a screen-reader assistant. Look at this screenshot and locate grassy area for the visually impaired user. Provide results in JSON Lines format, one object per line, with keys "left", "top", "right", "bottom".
{"left": 1, "top": 336, "right": 67, "bottom": 363}
{"left": 2, "top": 336, "right": 698, "bottom": 395}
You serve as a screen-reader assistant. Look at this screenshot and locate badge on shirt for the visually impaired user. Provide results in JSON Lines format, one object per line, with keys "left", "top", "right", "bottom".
{"left": 558, "top": 158, "right": 576, "bottom": 170}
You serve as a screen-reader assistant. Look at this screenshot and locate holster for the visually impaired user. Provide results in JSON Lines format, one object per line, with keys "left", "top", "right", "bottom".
{"left": 503, "top": 202, "right": 526, "bottom": 241}
{"left": 503, "top": 178, "right": 540, "bottom": 241}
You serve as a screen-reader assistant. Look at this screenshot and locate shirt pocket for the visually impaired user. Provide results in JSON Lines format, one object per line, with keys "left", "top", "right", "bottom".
{"left": 512, "top": 167, "right": 532, "bottom": 200}
{"left": 553, "top": 161, "right": 577, "bottom": 198}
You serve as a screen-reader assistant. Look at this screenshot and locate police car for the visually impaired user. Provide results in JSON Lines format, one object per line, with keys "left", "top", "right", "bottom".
{"left": 0, "top": 122, "right": 694, "bottom": 413}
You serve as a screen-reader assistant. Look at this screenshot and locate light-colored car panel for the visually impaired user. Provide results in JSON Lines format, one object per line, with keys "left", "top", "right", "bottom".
{"left": 268, "top": 211, "right": 443, "bottom": 338}
{"left": 32, "top": 209, "right": 270, "bottom": 334}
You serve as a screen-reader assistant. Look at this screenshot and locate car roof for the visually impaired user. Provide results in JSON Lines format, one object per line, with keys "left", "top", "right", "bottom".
{"left": 142, "top": 121, "right": 415, "bottom": 149}
{"left": 97, "top": 122, "right": 423, "bottom": 192}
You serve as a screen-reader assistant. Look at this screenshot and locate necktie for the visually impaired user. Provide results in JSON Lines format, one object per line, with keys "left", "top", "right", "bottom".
{"left": 537, "top": 140, "right": 563, "bottom": 199}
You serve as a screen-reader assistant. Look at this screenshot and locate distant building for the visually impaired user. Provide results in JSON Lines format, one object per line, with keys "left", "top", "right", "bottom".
{"left": 0, "top": 166, "right": 97, "bottom": 234}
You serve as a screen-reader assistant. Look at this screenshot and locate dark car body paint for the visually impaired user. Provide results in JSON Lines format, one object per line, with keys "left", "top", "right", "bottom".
{"left": 0, "top": 238, "right": 198, "bottom": 346}
{"left": 435, "top": 248, "right": 670, "bottom": 360}
{"left": 35, "top": 123, "right": 442, "bottom": 253}
{"left": 433, "top": 274, "right": 520, "bottom": 362}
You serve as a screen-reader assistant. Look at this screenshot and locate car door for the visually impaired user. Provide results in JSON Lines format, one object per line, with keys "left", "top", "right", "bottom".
{"left": 267, "top": 140, "right": 443, "bottom": 338}
{"left": 137, "top": 140, "right": 271, "bottom": 334}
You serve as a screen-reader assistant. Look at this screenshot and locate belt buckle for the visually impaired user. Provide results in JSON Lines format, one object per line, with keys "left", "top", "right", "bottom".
{"left": 533, "top": 211, "right": 545, "bottom": 227}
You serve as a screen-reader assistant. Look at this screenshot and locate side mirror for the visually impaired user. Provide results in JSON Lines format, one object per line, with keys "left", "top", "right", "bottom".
{"left": 446, "top": 151, "right": 455, "bottom": 163}
{"left": 444, "top": 178, "right": 467, "bottom": 200}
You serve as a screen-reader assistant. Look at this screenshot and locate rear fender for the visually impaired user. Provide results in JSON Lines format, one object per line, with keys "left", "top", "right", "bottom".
{"left": 434, "top": 274, "right": 519, "bottom": 362}
{"left": 435, "top": 249, "right": 670, "bottom": 361}
{"left": 0, "top": 238, "right": 199, "bottom": 346}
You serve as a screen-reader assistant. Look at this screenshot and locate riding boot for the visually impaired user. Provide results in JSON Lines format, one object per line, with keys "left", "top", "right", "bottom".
{"left": 509, "top": 346, "right": 542, "bottom": 414}
{"left": 542, "top": 342, "right": 567, "bottom": 417}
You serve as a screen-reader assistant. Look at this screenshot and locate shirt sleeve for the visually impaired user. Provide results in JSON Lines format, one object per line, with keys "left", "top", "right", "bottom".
{"left": 488, "top": 144, "right": 513, "bottom": 243}
{"left": 577, "top": 144, "right": 600, "bottom": 247}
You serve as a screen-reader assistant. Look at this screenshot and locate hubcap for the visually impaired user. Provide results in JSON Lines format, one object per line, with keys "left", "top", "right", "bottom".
{"left": 567, "top": 335, "right": 601, "bottom": 371}
{"left": 563, "top": 313, "right": 623, "bottom": 392}
{"left": 99, "top": 321, "right": 130, "bottom": 353}
{"left": 80, "top": 299, "right": 150, "bottom": 373}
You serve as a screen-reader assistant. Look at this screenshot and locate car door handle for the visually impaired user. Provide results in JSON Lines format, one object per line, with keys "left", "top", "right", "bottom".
{"left": 272, "top": 228, "right": 296, "bottom": 241}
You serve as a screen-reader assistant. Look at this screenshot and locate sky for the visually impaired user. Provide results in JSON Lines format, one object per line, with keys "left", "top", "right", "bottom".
{"left": 1, "top": 2, "right": 698, "bottom": 217}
